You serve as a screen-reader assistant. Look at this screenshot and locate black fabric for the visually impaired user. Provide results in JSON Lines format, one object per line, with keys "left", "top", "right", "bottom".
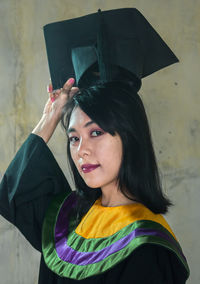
{"left": 43, "top": 8, "right": 179, "bottom": 90}
{"left": 0, "top": 134, "right": 188, "bottom": 283}
{"left": 0, "top": 134, "right": 71, "bottom": 251}
{"left": 38, "top": 244, "right": 188, "bottom": 284}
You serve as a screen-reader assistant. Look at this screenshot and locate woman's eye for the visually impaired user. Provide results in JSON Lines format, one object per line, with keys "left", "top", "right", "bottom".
{"left": 69, "top": 136, "right": 79, "bottom": 143}
{"left": 91, "top": 130, "right": 103, "bottom": 137}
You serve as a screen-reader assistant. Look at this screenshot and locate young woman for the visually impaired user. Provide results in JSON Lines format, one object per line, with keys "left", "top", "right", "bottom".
{"left": 0, "top": 76, "right": 189, "bottom": 283}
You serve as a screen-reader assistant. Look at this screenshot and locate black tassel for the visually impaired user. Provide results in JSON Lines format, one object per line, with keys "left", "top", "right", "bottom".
{"left": 96, "top": 9, "right": 112, "bottom": 82}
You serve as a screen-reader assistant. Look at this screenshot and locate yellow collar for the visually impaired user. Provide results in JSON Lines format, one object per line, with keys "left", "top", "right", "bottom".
{"left": 75, "top": 197, "right": 176, "bottom": 239}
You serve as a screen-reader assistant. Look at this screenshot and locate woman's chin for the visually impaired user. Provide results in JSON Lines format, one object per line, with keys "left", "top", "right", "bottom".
{"left": 84, "top": 181, "right": 102, "bottom": 189}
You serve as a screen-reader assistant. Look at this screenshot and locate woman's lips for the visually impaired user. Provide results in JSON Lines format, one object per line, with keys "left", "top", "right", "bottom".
{"left": 81, "top": 164, "right": 100, "bottom": 173}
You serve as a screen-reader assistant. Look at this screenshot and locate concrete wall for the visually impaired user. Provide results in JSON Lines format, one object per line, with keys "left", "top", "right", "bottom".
{"left": 0, "top": 0, "right": 199, "bottom": 283}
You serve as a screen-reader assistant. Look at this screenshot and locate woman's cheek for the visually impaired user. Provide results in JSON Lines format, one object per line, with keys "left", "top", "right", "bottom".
{"left": 70, "top": 147, "right": 77, "bottom": 164}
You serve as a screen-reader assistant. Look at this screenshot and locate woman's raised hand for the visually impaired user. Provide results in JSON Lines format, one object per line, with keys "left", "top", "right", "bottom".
{"left": 44, "top": 78, "right": 79, "bottom": 117}
{"left": 32, "top": 78, "right": 79, "bottom": 143}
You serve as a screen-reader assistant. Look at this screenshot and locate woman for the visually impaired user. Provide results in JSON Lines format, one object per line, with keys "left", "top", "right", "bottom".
{"left": 1, "top": 7, "right": 190, "bottom": 283}
{"left": 0, "top": 75, "right": 189, "bottom": 283}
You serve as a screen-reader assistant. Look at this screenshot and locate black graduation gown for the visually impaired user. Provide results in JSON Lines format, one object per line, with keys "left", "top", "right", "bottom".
{"left": 0, "top": 134, "right": 189, "bottom": 283}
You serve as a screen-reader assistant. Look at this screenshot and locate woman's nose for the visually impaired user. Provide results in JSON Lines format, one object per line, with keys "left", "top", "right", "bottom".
{"left": 77, "top": 138, "right": 91, "bottom": 157}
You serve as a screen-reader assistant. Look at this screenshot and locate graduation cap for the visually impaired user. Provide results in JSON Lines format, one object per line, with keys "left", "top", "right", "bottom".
{"left": 43, "top": 8, "right": 178, "bottom": 91}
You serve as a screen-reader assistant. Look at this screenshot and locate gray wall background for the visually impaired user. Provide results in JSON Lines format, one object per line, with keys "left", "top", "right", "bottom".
{"left": 0, "top": 0, "right": 199, "bottom": 283}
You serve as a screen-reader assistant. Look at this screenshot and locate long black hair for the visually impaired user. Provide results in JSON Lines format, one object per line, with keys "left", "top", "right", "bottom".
{"left": 61, "top": 80, "right": 171, "bottom": 225}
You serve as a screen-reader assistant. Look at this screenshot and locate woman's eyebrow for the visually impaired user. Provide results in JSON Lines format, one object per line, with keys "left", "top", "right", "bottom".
{"left": 67, "top": 120, "right": 95, "bottom": 134}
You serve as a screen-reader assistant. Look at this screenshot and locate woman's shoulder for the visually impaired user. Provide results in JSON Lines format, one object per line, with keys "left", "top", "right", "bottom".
{"left": 116, "top": 243, "right": 189, "bottom": 283}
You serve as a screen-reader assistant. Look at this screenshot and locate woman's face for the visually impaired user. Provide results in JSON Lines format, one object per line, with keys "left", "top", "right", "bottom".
{"left": 67, "top": 106, "right": 123, "bottom": 190}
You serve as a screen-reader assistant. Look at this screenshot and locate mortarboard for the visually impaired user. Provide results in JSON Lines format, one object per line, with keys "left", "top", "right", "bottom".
{"left": 43, "top": 8, "right": 178, "bottom": 90}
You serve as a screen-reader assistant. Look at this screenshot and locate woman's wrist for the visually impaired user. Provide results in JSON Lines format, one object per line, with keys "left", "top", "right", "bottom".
{"left": 32, "top": 113, "right": 60, "bottom": 143}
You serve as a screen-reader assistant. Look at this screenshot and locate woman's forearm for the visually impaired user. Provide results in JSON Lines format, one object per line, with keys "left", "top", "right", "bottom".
{"left": 32, "top": 113, "right": 60, "bottom": 143}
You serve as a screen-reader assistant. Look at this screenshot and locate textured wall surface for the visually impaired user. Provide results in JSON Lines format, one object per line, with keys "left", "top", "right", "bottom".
{"left": 0, "top": 0, "right": 199, "bottom": 283}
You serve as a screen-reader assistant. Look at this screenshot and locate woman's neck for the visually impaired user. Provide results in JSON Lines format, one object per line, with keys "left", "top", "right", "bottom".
{"left": 100, "top": 185, "right": 136, "bottom": 207}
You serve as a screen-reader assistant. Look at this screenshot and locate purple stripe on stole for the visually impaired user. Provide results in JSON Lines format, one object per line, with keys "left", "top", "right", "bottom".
{"left": 55, "top": 194, "right": 184, "bottom": 265}
{"left": 55, "top": 192, "right": 77, "bottom": 241}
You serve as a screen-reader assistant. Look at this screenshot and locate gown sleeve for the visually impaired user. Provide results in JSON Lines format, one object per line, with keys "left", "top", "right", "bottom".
{"left": 0, "top": 133, "right": 71, "bottom": 252}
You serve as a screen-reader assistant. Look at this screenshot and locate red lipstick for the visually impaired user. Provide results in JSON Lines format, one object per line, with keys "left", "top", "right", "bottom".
{"left": 81, "top": 164, "right": 100, "bottom": 173}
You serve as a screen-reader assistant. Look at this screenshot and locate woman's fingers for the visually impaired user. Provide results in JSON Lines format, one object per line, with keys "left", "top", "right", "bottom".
{"left": 47, "top": 78, "right": 79, "bottom": 105}
{"left": 63, "top": 78, "right": 75, "bottom": 90}
{"left": 47, "top": 78, "right": 75, "bottom": 95}
{"left": 61, "top": 78, "right": 75, "bottom": 96}
{"left": 47, "top": 83, "right": 56, "bottom": 102}
{"left": 47, "top": 83, "right": 53, "bottom": 94}
{"left": 69, "top": 87, "right": 80, "bottom": 97}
